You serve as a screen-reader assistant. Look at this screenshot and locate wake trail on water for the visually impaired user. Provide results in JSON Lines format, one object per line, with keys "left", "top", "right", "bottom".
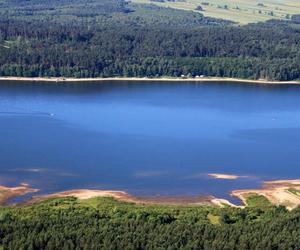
{"left": 0, "top": 105, "right": 54, "bottom": 117}
{"left": 0, "top": 111, "right": 54, "bottom": 117}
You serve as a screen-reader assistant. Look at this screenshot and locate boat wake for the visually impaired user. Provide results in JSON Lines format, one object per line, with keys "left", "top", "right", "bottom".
{"left": 0, "top": 111, "right": 54, "bottom": 117}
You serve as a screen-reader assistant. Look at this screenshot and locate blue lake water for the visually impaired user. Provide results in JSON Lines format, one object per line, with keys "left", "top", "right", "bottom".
{"left": 1, "top": 80, "right": 300, "bottom": 201}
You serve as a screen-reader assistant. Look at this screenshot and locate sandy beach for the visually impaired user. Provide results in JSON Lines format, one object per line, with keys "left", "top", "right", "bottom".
{"left": 0, "top": 76, "right": 300, "bottom": 85}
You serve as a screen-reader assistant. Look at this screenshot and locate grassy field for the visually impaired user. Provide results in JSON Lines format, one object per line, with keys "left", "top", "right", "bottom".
{"left": 131, "top": 0, "right": 300, "bottom": 24}
{"left": 245, "top": 193, "right": 273, "bottom": 208}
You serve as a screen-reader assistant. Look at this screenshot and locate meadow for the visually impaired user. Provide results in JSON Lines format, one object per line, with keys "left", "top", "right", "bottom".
{"left": 132, "top": 0, "right": 300, "bottom": 24}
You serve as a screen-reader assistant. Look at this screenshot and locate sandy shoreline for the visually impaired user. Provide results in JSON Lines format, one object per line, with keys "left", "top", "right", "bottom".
{"left": 28, "top": 179, "right": 300, "bottom": 209}
{"left": 231, "top": 179, "right": 300, "bottom": 210}
{"left": 0, "top": 183, "right": 39, "bottom": 205}
{"left": 0, "top": 76, "right": 300, "bottom": 85}
{"left": 27, "top": 189, "right": 215, "bottom": 206}
{"left": 2, "top": 178, "right": 300, "bottom": 209}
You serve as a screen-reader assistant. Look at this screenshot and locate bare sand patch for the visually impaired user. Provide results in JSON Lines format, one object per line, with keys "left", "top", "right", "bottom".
{"left": 39, "top": 189, "right": 135, "bottom": 202}
{"left": 210, "top": 198, "right": 240, "bottom": 208}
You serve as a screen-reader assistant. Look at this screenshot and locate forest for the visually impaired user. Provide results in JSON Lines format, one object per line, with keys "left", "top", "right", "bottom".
{"left": 0, "top": 0, "right": 300, "bottom": 80}
{"left": 0, "top": 196, "right": 300, "bottom": 249}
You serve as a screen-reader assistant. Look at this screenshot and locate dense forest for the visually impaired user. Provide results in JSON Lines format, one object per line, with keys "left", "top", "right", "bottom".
{"left": 0, "top": 0, "right": 300, "bottom": 80}
{"left": 0, "top": 196, "right": 300, "bottom": 249}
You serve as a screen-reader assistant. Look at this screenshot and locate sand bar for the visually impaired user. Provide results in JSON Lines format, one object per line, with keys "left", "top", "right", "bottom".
{"left": 207, "top": 173, "right": 241, "bottom": 180}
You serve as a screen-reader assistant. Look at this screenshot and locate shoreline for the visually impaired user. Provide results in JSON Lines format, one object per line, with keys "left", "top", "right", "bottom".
{"left": 0, "top": 183, "right": 39, "bottom": 205}
{"left": 231, "top": 179, "right": 300, "bottom": 210}
{"left": 27, "top": 190, "right": 215, "bottom": 206}
{"left": 0, "top": 76, "right": 300, "bottom": 85}
{"left": 2, "top": 178, "right": 300, "bottom": 209}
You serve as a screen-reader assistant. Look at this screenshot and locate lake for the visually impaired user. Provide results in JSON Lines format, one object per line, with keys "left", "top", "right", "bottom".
{"left": 1, "top": 80, "right": 300, "bottom": 202}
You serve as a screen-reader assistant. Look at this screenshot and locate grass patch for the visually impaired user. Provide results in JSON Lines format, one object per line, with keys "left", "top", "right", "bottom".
{"left": 79, "top": 197, "right": 103, "bottom": 208}
{"left": 287, "top": 188, "right": 300, "bottom": 196}
{"left": 207, "top": 213, "right": 220, "bottom": 225}
{"left": 132, "top": 0, "right": 300, "bottom": 24}
{"left": 245, "top": 194, "right": 272, "bottom": 208}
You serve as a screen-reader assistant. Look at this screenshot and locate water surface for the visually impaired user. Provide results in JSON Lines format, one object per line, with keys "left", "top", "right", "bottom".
{"left": 1, "top": 80, "right": 300, "bottom": 201}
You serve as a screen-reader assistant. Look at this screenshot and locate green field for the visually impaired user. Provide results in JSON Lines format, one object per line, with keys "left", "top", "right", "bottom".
{"left": 244, "top": 193, "right": 273, "bottom": 208}
{"left": 131, "top": 0, "right": 300, "bottom": 24}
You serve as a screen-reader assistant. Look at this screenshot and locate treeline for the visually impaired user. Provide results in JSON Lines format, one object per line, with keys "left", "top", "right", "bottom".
{"left": 0, "top": 0, "right": 300, "bottom": 80}
{"left": 0, "top": 197, "right": 300, "bottom": 249}
{"left": 1, "top": 57, "right": 299, "bottom": 81}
